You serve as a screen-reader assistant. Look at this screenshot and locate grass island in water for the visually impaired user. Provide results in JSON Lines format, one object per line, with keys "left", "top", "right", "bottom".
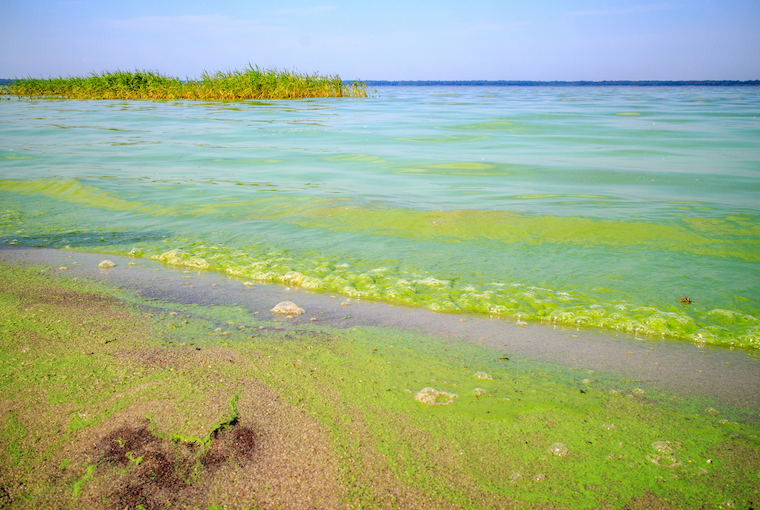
{"left": 2, "top": 66, "right": 367, "bottom": 100}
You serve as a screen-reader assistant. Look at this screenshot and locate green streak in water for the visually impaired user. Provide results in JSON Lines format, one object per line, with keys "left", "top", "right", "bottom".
{"left": 1, "top": 178, "right": 759, "bottom": 350}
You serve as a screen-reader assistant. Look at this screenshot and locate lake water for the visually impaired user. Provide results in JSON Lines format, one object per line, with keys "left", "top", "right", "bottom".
{"left": 1, "top": 86, "right": 758, "bottom": 350}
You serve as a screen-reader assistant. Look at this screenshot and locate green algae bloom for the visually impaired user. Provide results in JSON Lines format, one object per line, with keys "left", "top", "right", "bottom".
{"left": 1, "top": 262, "right": 758, "bottom": 509}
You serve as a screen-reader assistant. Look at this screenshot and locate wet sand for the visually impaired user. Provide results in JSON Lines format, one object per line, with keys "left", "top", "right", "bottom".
{"left": 3, "top": 245, "right": 758, "bottom": 410}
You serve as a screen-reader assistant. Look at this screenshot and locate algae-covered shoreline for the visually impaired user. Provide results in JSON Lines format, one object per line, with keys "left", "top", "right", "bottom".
{"left": 1, "top": 249, "right": 759, "bottom": 509}
{"left": 4, "top": 246, "right": 759, "bottom": 410}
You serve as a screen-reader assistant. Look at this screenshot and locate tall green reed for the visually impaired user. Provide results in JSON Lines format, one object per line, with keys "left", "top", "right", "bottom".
{"left": 3, "top": 66, "right": 367, "bottom": 100}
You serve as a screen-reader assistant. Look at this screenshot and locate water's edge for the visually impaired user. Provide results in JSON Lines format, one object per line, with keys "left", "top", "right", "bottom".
{"left": 4, "top": 245, "right": 758, "bottom": 410}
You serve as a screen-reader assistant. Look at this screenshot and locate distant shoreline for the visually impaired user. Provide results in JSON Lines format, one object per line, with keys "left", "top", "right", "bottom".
{"left": 359, "top": 79, "right": 760, "bottom": 87}
{"left": 3, "top": 77, "right": 758, "bottom": 87}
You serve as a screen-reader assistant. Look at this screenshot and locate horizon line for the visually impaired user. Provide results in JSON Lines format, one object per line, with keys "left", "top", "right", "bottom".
{"left": 2, "top": 78, "right": 759, "bottom": 87}
{"left": 352, "top": 79, "right": 760, "bottom": 86}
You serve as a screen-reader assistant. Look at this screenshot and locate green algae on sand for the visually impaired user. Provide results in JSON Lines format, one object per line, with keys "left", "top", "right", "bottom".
{"left": 0, "top": 262, "right": 758, "bottom": 509}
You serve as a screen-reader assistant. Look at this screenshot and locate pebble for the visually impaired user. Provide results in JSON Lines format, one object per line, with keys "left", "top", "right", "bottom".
{"left": 270, "top": 301, "right": 305, "bottom": 315}
{"left": 414, "top": 387, "right": 458, "bottom": 406}
{"left": 474, "top": 371, "right": 493, "bottom": 380}
{"left": 98, "top": 260, "right": 115, "bottom": 269}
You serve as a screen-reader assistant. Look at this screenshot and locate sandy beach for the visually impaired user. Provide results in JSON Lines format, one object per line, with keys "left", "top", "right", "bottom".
{"left": 1, "top": 246, "right": 759, "bottom": 509}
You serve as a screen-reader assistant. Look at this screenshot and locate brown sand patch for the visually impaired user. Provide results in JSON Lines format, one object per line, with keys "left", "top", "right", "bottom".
{"left": 63, "top": 338, "right": 346, "bottom": 509}
{"left": 200, "top": 423, "right": 256, "bottom": 469}
{"left": 88, "top": 421, "right": 201, "bottom": 510}
{"left": 622, "top": 491, "right": 678, "bottom": 510}
{"left": 73, "top": 389, "right": 345, "bottom": 510}
{"left": 197, "top": 353, "right": 347, "bottom": 509}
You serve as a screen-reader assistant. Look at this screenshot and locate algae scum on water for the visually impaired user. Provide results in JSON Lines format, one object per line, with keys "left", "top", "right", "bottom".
{"left": 1, "top": 263, "right": 759, "bottom": 509}
{"left": 1, "top": 85, "right": 758, "bottom": 350}
{"left": 0, "top": 178, "right": 758, "bottom": 350}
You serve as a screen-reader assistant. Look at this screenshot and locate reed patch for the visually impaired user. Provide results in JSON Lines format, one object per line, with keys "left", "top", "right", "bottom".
{"left": 2, "top": 66, "right": 367, "bottom": 100}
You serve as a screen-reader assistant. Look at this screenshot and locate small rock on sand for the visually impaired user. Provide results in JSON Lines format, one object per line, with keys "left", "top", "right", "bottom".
{"left": 271, "top": 301, "right": 305, "bottom": 315}
{"left": 98, "top": 260, "right": 115, "bottom": 269}
{"left": 414, "top": 387, "right": 458, "bottom": 406}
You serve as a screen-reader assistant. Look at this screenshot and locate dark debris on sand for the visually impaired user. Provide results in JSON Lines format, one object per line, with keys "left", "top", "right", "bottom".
{"left": 89, "top": 419, "right": 258, "bottom": 510}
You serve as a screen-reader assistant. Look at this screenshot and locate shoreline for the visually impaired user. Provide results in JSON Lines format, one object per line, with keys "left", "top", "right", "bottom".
{"left": 3, "top": 245, "right": 759, "bottom": 410}
{"left": 2, "top": 246, "right": 759, "bottom": 509}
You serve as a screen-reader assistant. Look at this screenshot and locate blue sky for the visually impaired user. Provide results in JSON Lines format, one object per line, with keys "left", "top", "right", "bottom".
{"left": 1, "top": 0, "right": 758, "bottom": 80}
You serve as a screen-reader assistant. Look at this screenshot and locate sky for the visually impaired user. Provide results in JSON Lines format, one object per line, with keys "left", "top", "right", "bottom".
{"left": 1, "top": 0, "right": 759, "bottom": 81}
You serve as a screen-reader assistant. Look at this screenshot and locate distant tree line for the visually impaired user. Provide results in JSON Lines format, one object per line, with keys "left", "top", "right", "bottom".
{"left": 360, "top": 80, "right": 760, "bottom": 87}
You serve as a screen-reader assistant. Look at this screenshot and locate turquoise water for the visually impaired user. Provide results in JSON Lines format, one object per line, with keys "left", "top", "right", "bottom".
{"left": 1, "top": 87, "right": 759, "bottom": 349}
